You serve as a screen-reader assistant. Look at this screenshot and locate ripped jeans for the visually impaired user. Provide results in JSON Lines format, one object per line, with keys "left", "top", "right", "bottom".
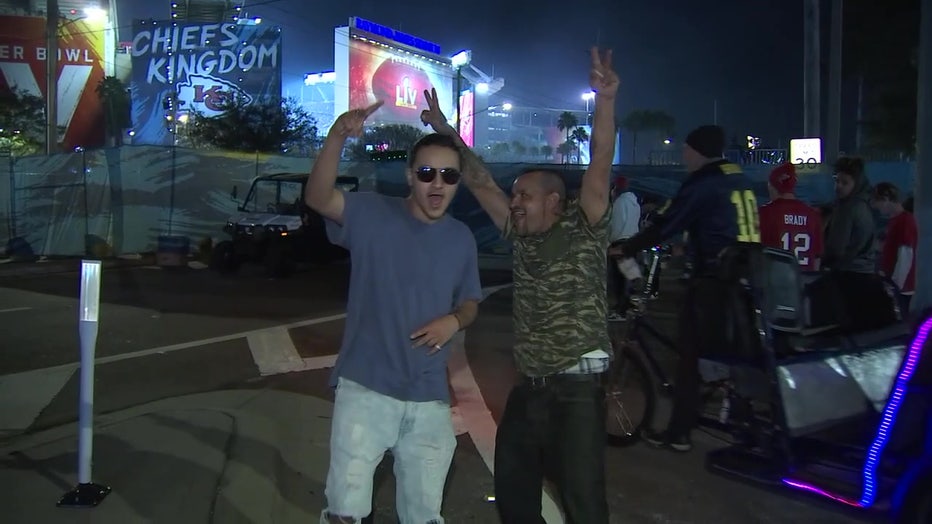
{"left": 320, "top": 378, "right": 456, "bottom": 524}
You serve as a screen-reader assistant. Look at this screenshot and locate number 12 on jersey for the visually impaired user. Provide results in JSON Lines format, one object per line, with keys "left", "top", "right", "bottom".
{"left": 730, "top": 190, "right": 761, "bottom": 242}
{"left": 781, "top": 232, "right": 812, "bottom": 265}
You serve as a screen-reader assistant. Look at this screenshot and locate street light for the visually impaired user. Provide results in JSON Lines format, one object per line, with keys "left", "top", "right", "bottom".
{"left": 663, "top": 139, "right": 671, "bottom": 145}
{"left": 475, "top": 82, "right": 489, "bottom": 94}
{"left": 451, "top": 50, "right": 471, "bottom": 69}
{"left": 582, "top": 90, "right": 595, "bottom": 125}
{"left": 502, "top": 102, "right": 513, "bottom": 111}
{"left": 83, "top": 7, "right": 107, "bottom": 22}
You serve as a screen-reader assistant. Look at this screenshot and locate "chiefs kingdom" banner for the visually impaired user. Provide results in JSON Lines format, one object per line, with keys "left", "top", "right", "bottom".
{"left": 130, "top": 20, "right": 282, "bottom": 146}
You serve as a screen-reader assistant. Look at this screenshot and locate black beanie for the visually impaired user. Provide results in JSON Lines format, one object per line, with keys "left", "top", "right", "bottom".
{"left": 685, "top": 125, "right": 725, "bottom": 159}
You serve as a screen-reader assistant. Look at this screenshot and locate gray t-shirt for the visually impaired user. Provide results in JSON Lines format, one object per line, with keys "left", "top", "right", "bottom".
{"left": 325, "top": 191, "right": 482, "bottom": 403}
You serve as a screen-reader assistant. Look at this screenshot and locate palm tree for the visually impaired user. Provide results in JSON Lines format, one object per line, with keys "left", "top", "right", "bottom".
{"left": 556, "top": 141, "right": 574, "bottom": 163}
{"left": 511, "top": 140, "right": 527, "bottom": 159}
{"left": 491, "top": 141, "right": 512, "bottom": 159}
{"left": 95, "top": 76, "right": 131, "bottom": 147}
{"left": 540, "top": 144, "right": 554, "bottom": 162}
{"left": 570, "top": 126, "right": 589, "bottom": 164}
{"left": 620, "top": 109, "right": 675, "bottom": 164}
{"left": 620, "top": 110, "right": 649, "bottom": 164}
{"left": 556, "top": 111, "right": 579, "bottom": 163}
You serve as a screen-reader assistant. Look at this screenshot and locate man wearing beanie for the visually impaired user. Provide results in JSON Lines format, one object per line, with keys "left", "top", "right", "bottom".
{"left": 759, "top": 163, "right": 823, "bottom": 271}
{"left": 612, "top": 124, "right": 759, "bottom": 452}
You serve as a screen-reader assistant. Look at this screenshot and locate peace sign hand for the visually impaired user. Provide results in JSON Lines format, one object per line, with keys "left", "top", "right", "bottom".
{"left": 331, "top": 100, "right": 384, "bottom": 138}
{"left": 420, "top": 88, "right": 452, "bottom": 132}
{"left": 589, "top": 47, "right": 620, "bottom": 99}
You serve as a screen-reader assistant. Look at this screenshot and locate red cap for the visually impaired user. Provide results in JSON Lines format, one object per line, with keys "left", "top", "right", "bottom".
{"left": 769, "top": 163, "right": 797, "bottom": 194}
{"left": 613, "top": 176, "right": 629, "bottom": 191}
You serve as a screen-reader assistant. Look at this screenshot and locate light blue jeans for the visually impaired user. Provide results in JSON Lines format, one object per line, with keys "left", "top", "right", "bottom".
{"left": 320, "top": 378, "right": 456, "bottom": 524}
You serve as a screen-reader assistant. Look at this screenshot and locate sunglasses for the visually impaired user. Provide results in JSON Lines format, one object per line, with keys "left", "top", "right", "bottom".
{"left": 415, "top": 166, "right": 461, "bottom": 185}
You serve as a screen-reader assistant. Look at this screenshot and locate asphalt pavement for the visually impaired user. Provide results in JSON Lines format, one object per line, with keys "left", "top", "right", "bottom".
{"left": 0, "top": 258, "right": 867, "bottom": 523}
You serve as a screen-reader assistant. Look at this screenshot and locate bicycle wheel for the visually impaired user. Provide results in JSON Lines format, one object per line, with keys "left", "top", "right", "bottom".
{"left": 605, "top": 343, "right": 655, "bottom": 447}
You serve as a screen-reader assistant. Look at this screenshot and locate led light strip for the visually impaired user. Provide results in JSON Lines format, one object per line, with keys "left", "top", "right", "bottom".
{"left": 781, "top": 315, "right": 932, "bottom": 509}
{"left": 859, "top": 316, "right": 932, "bottom": 506}
{"left": 781, "top": 478, "right": 863, "bottom": 507}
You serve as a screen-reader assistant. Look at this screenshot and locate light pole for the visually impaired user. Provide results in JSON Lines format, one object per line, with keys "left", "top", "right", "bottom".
{"left": 45, "top": 0, "right": 59, "bottom": 154}
{"left": 582, "top": 91, "right": 595, "bottom": 126}
{"left": 825, "top": 0, "right": 843, "bottom": 163}
{"left": 914, "top": 0, "right": 932, "bottom": 314}
{"left": 451, "top": 50, "right": 472, "bottom": 134}
{"left": 803, "top": 0, "right": 821, "bottom": 143}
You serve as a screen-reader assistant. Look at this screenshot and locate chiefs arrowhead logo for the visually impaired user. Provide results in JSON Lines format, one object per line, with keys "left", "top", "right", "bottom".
{"left": 176, "top": 74, "right": 253, "bottom": 115}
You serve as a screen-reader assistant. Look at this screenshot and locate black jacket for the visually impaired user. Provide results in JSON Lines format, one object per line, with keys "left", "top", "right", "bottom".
{"left": 823, "top": 176, "right": 876, "bottom": 273}
{"left": 623, "top": 160, "right": 759, "bottom": 275}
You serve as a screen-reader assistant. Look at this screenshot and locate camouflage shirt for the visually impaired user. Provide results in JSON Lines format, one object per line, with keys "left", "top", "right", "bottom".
{"left": 504, "top": 200, "right": 611, "bottom": 376}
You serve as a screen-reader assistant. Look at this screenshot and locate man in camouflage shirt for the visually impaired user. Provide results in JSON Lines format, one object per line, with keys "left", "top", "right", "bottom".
{"left": 421, "top": 47, "right": 618, "bottom": 524}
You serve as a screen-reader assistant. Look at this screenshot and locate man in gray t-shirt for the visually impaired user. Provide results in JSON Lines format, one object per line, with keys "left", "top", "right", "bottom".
{"left": 305, "top": 101, "right": 482, "bottom": 524}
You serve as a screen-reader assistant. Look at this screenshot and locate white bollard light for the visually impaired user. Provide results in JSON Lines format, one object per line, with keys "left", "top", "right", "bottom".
{"left": 58, "top": 260, "right": 111, "bottom": 508}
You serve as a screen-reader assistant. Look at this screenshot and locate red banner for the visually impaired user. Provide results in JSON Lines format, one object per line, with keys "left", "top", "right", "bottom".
{"left": 0, "top": 15, "right": 107, "bottom": 150}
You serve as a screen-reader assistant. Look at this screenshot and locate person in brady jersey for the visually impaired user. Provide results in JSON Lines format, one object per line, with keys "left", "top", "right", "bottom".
{"left": 871, "top": 182, "right": 918, "bottom": 314}
{"left": 758, "top": 163, "right": 824, "bottom": 271}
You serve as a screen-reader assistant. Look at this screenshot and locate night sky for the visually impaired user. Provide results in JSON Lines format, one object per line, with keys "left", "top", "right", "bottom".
{"left": 122, "top": 0, "right": 805, "bottom": 147}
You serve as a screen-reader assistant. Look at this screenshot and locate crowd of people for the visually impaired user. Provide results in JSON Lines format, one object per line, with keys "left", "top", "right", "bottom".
{"left": 304, "top": 43, "right": 918, "bottom": 524}
{"left": 607, "top": 149, "right": 917, "bottom": 321}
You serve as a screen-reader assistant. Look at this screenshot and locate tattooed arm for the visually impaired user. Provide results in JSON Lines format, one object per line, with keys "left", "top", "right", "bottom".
{"left": 420, "top": 88, "right": 511, "bottom": 230}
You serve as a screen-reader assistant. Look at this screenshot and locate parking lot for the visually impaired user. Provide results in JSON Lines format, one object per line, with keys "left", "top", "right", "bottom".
{"left": 0, "top": 260, "right": 867, "bottom": 522}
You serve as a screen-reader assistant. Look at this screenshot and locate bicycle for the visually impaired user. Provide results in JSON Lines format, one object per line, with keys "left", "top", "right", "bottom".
{"left": 604, "top": 246, "right": 736, "bottom": 447}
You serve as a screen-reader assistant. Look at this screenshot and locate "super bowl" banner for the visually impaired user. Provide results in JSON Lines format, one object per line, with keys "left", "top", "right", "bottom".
{"left": 130, "top": 20, "right": 282, "bottom": 145}
{"left": 0, "top": 15, "right": 107, "bottom": 149}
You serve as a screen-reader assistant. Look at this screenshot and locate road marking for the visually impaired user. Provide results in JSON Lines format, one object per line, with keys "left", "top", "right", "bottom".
{"left": 0, "top": 364, "right": 77, "bottom": 432}
{"left": 0, "top": 307, "right": 32, "bottom": 314}
{"left": 299, "top": 354, "right": 338, "bottom": 371}
{"left": 450, "top": 284, "right": 564, "bottom": 523}
{"left": 448, "top": 335, "right": 497, "bottom": 471}
{"left": 0, "top": 313, "right": 348, "bottom": 381}
{"left": 247, "top": 326, "right": 305, "bottom": 376}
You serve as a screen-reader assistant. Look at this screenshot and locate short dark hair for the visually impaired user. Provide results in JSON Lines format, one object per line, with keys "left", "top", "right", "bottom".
{"left": 834, "top": 156, "right": 865, "bottom": 180}
{"left": 515, "top": 168, "right": 567, "bottom": 202}
{"left": 407, "top": 133, "right": 461, "bottom": 168}
{"left": 872, "top": 181, "right": 900, "bottom": 202}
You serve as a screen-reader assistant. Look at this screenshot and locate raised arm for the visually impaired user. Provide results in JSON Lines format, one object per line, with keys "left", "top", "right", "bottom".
{"left": 580, "top": 47, "right": 620, "bottom": 225}
{"left": 420, "top": 88, "right": 511, "bottom": 230}
{"left": 304, "top": 101, "right": 383, "bottom": 224}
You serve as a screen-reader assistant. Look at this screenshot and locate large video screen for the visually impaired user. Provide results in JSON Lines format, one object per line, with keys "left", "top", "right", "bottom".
{"left": 130, "top": 20, "right": 282, "bottom": 145}
{"left": 348, "top": 36, "right": 453, "bottom": 128}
